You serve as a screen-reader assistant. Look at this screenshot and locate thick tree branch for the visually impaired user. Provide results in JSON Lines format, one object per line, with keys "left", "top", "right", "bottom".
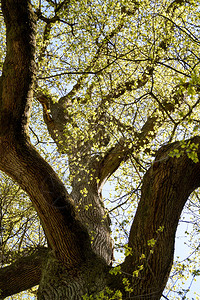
{"left": 0, "top": 247, "right": 48, "bottom": 299}
{"left": 121, "top": 136, "right": 200, "bottom": 299}
{"left": 0, "top": 0, "right": 91, "bottom": 266}
{"left": 0, "top": 0, "right": 36, "bottom": 137}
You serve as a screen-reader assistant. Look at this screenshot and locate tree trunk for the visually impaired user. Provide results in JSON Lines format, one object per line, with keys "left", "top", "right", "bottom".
{"left": 37, "top": 252, "right": 111, "bottom": 300}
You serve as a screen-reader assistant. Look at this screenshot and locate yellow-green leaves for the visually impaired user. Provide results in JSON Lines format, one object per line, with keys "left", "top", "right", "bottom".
{"left": 109, "top": 265, "right": 122, "bottom": 275}
{"left": 80, "top": 187, "right": 88, "bottom": 198}
{"left": 132, "top": 265, "right": 144, "bottom": 277}
{"left": 83, "top": 287, "right": 123, "bottom": 300}
{"left": 169, "top": 141, "right": 199, "bottom": 163}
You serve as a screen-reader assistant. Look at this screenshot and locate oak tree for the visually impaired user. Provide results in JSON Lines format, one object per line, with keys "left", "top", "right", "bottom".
{"left": 0, "top": 0, "right": 200, "bottom": 299}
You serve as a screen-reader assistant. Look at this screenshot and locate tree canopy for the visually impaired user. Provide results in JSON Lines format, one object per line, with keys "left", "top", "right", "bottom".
{"left": 0, "top": 0, "right": 200, "bottom": 299}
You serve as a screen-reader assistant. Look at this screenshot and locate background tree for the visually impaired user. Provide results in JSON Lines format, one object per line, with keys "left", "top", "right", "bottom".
{"left": 0, "top": 0, "right": 200, "bottom": 299}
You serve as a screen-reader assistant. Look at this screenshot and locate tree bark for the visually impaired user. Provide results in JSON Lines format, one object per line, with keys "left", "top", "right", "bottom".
{"left": 122, "top": 137, "right": 200, "bottom": 299}
{"left": 0, "top": 0, "right": 91, "bottom": 267}
{"left": 37, "top": 252, "right": 112, "bottom": 300}
{"left": 0, "top": 247, "right": 48, "bottom": 299}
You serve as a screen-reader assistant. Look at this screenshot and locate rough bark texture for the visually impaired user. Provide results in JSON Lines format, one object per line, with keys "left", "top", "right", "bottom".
{"left": 0, "top": 247, "right": 48, "bottom": 299}
{"left": 122, "top": 137, "right": 200, "bottom": 299}
{"left": 37, "top": 252, "right": 111, "bottom": 300}
{"left": 0, "top": 0, "right": 91, "bottom": 267}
